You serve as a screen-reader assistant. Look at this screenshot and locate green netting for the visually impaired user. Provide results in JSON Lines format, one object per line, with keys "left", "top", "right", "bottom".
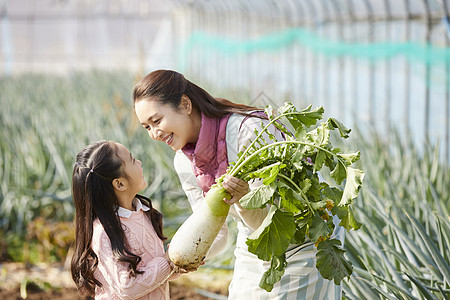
{"left": 179, "top": 27, "right": 450, "bottom": 71}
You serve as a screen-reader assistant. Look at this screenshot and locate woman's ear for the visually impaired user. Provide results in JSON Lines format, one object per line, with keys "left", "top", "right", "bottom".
{"left": 180, "top": 94, "right": 192, "bottom": 115}
{"left": 112, "top": 178, "right": 127, "bottom": 192}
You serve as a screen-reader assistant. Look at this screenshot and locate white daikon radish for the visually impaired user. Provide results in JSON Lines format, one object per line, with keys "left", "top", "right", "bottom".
{"left": 168, "top": 185, "right": 231, "bottom": 270}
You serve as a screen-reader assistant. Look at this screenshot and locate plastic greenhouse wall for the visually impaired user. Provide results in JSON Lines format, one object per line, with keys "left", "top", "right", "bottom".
{"left": 1, "top": 0, "right": 449, "bottom": 163}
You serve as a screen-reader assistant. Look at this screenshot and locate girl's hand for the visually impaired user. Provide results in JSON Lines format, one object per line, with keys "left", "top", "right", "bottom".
{"left": 176, "top": 260, "right": 205, "bottom": 274}
{"left": 164, "top": 244, "right": 204, "bottom": 274}
{"left": 222, "top": 175, "right": 249, "bottom": 205}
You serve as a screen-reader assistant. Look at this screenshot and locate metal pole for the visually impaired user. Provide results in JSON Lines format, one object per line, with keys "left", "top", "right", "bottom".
{"left": 346, "top": 0, "right": 358, "bottom": 124}
{"left": 329, "top": 0, "right": 345, "bottom": 122}
{"left": 303, "top": 0, "right": 318, "bottom": 107}
{"left": 403, "top": 0, "right": 412, "bottom": 137}
{"left": 285, "top": 0, "right": 300, "bottom": 104}
{"left": 441, "top": 0, "right": 450, "bottom": 164}
{"left": 297, "top": 2, "right": 309, "bottom": 106}
{"left": 383, "top": 0, "right": 392, "bottom": 135}
{"left": 318, "top": 0, "right": 331, "bottom": 112}
{"left": 362, "top": 0, "right": 375, "bottom": 126}
{"left": 422, "top": 0, "right": 432, "bottom": 145}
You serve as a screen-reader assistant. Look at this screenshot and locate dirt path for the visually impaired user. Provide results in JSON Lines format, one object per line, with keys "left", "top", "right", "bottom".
{"left": 0, "top": 262, "right": 232, "bottom": 299}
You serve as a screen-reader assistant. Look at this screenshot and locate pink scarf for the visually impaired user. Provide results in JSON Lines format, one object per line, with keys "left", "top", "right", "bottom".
{"left": 181, "top": 113, "right": 231, "bottom": 193}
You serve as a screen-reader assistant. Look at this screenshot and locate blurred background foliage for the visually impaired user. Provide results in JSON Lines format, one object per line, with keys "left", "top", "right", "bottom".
{"left": 0, "top": 71, "right": 189, "bottom": 263}
{"left": 0, "top": 70, "right": 448, "bottom": 299}
{"left": 1, "top": 0, "right": 449, "bottom": 298}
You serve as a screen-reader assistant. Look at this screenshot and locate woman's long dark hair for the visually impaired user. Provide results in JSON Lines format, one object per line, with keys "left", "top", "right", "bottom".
{"left": 132, "top": 69, "right": 261, "bottom": 117}
{"left": 71, "top": 140, "right": 166, "bottom": 297}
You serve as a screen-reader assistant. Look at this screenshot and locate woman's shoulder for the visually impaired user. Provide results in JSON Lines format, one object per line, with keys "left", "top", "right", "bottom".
{"left": 227, "top": 112, "right": 255, "bottom": 135}
{"left": 227, "top": 112, "right": 267, "bottom": 138}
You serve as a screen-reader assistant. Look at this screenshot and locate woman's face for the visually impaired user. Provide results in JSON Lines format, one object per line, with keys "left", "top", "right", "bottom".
{"left": 134, "top": 97, "right": 199, "bottom": 151}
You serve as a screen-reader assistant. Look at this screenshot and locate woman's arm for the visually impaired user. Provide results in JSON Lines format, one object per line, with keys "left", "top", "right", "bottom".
{"left": 226, "top": 114, "right": 285, "bottom": 231}
{"left": 173, "top": 152, "right": 229, "bottom": 259}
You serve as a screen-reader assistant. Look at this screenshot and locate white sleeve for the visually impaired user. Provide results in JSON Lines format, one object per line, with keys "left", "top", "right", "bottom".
{"left": 173, "top": 151, "right": 228, "bottom": 259}
{"left": 227, "top": 114, "right": 285, "bottom": 231}
{"left": 173, "top": 151, "right": 203, "bottom": 211}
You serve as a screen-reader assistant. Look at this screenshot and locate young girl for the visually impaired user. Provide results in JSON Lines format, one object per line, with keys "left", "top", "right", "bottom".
{"left": 71, "top": 140, "right": 182, "bottom": 299}
{"left": 132, "top": 70, "right": 345, "bottom": 299}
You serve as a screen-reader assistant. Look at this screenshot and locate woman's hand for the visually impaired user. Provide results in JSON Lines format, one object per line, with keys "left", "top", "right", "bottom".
{"left": 222, "top": 175, "right": 249, "bottom": 205}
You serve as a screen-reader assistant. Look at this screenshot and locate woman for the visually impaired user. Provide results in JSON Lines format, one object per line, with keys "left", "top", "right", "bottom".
{"left": 133, "top": 70, "right": 344, "bottom": 299}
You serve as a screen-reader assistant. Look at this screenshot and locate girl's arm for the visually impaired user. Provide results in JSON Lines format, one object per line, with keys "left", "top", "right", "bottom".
{"left": 92, "top": 225, "right": 174, "bottom": 300}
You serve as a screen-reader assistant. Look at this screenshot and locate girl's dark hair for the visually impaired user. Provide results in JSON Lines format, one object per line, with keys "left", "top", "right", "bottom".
{"left": 132, "top": 69, "right": 261, "bottom": 117}
{"left": 70, "top": 140, "right": 166, "bottom": 297}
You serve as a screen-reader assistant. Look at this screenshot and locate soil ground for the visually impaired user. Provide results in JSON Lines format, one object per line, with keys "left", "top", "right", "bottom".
{"left": 0, "top": 262, "right": 232, "bottom": 299}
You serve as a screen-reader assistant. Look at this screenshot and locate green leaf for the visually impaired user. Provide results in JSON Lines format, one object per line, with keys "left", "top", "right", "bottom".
{"left": 314, "top": 150, "right": 327, "bottom": 172}
{"left": 310, "top": 200, "right": 327, "bottom": 210}
{"left": 277, "top": 102, "right": 297, "bottom": 115}
{"left": 279, "top": 103, "right": 324, "bottom": 129}
{"left": 355, "top": 277, "right": 401, "bottom": 300}
{"left": 305, "top": 176, "right": 322, "bottom": 202}
{"left": 330, "top": 160, "right": 346, "bottom": 185}
{"left": 316, "top": 239, "right": 353, "bottom": 284}
{"left": 259, "top": 254, "right": 287, "bottom": 292}
{"left": 339, "top": 167, "right": 365, "bottom": 206}
{"left": 263, "top": 163, "right": 285, "bottom": 185}
{"left": 333, "top": 205, "right": 348, "bottom": 220}
{"left": 323, "top": 186, "right": 343, "bottom": 205}
{"left": 299, "top": 178, "right": 312, "bottom": 194}
{"left": 246, "top": 206, "right": 296, "bottom": 261}
{"left": 264, "top": 105, "right": 275, "bottom": 118}
{"left": 327, "top": 118, "right": 351, "bottom": 138}
{"left": 404, "top": 273, "right": 439, "bottom": 300}
{"left": 338, "top": 206, "right": 362, "bottom": 231}
{"left": 292, "top": 217, "right": 308, "bottom": 244}
{"left": 308, "top": 122, "right": 330, "bottom": 147}
{"left": 308, "top": 212, "right": 332, "bottom": 242}
{"left": 279, "top": 187, "right": 306, "bottom": 214}
{"left": 337, "top": 152, "right": 361, "bottom": 166}
{"left": 243, "top": 162, "right": 284, "bottom": 184}
{"left": 240, "top": 184, "right": 275, "bottom": 209}
{"left": 404, "top": 210, "right": 450, "bottom": 287}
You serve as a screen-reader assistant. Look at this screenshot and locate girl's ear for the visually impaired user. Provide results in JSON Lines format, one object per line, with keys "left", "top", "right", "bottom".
{"left": 112, "top": 178, "right": 127, "bottom": 192}
{"left": 180, "top": 94, "right": 192, "bottom": 115}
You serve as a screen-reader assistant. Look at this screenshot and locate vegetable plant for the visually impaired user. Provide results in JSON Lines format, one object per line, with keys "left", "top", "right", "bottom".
{"left": 217, "top": 102, "right": 364, "bottom": 291}
{"left": 169, "top": 102, "right": 364, "bottom": 291}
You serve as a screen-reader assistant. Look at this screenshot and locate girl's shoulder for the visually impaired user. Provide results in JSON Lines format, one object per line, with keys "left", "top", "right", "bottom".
{"left": 92, "top": 218, "right": 102, "bottom": 233}
{"left": 91, "top": 219, "right": 110, "bottom": 251}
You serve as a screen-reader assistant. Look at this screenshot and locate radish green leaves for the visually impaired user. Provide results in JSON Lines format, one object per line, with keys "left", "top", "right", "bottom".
{"left": 218, "top": 102, "right": 364, "bottom": 291}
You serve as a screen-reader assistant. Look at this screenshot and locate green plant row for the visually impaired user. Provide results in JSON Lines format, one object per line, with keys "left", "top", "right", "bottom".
{"left": 0, "top": 71, "right": 188, "bottom": 237}
{"left": 1, "top": 72, "right": 448, "bottom": 300}
{"left": 342, "top": 129, "right": 450, "bottom": 300}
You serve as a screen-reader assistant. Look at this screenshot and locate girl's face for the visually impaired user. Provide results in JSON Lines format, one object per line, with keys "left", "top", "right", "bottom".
{"left": 115, "top": 142, "right": 147, "bottom": 193}
{"left": 134, "top": 97, "right": 199, "bottom": 151}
